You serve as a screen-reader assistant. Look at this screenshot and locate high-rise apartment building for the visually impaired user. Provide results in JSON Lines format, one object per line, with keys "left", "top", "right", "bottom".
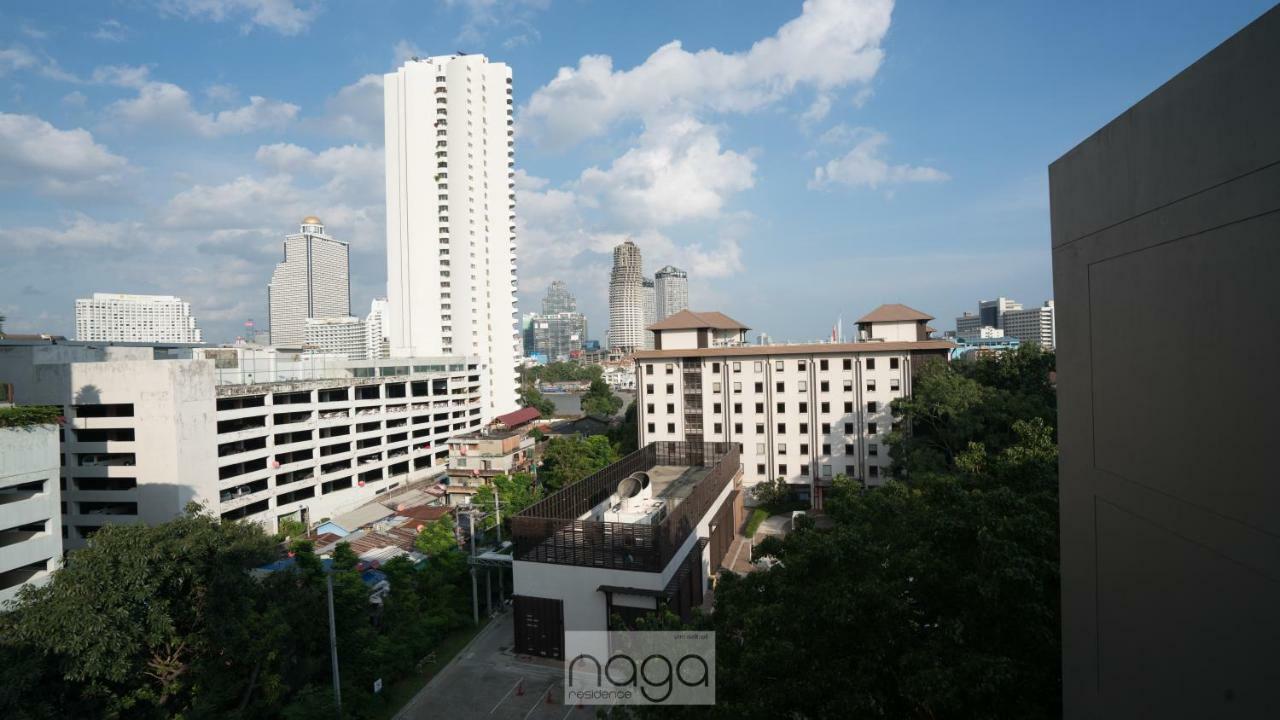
{"left": 607, "top": 240, "right": 645, "bottom": 352}
{"left": 654, "top": 265, "right": 689, "bottom": 321}
{"left": 304, "top": 317, "right": 366, "bottom": 360}
{"left": 542, "top": 280, "right": 576, "bottom": 315}
{"left": 364, "top": 298, "right": 390, "bottom": 360}
{"left": 531, "top": 313, "right": 588, "bottom": 361}
{"left": 635, "top": 305, "right": 952, "bottom": 506}
{"left": 75, "top": 293, "right": 203, "bottom": 344}
{"left": 1001, "top": 300, "right": 1055, "bottom": 348}
{"left": 384, "top": 54, "right": 519, "bottom": 420}
{"left": 978, "top": 296, "right": 1022, "bottom": 329}
{"left": 1052, "top": 8, "right": 1280, "bottom": 717}
{"left": 642, "top": 278, "right": 657, "bottom": 350}
{"left": 0, "top": 418, "right": 61, "bottom": 605}
{"left": 267, "top": 217, "right": 351, "bottom": 347}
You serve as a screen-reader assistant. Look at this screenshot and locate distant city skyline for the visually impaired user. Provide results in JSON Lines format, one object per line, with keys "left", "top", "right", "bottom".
{"left": 1, "top": 1, "right": 1272, "bottom": 345}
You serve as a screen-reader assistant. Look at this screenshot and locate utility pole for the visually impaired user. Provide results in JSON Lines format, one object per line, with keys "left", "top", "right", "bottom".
{"left": 494, "top": 483, "right": 502, "bottom": 544}
{"left": 326, "top": 574, "right": 342, "bottom": 718}
{"left": 468, "top": 510, "right": 480, "bottom": 626}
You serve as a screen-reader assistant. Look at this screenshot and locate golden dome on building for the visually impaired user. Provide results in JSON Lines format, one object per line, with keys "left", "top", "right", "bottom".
{"left": 302, "top": 216, "right": 322, "bottom": 225}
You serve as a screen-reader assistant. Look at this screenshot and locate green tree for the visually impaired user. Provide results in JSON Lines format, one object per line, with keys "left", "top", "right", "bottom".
{"left": 517, "top": 383, "right": 556, "bottom": 416}
{"left": 580, "top": 376, "right": 623, "bottom": 417}
{"left": 539, "top": 434, "right": 620, "bottom": 490}
{"left": 519, "top": 361, "right": 602, "bottom": 385}
{"left": 606, "top": 401, "right": 639, "bottom": 454}
{"left": 413, "top": 515, "right": 458, "bottom": 557}
{"left": 472, "top": 472, "right": 542, "bottom": 530}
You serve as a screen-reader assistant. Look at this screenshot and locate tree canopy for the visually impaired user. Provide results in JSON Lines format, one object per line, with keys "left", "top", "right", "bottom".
{"left": 517, "top": 384, "right": 555, "bottom": 417}
{"left": 412, "top": 515, "right": 458, "bottom": 557}
{"left": 519, "top": 361, "right": 601, "bottom": 385}
{"left": 472, "top": 472, "right": 542, "bottom": 531}
{"left": 538, "top": 434, "right": 620, "bottom": 491}
{"left": 580, "top": 376, "right": 623, "bottom": 417}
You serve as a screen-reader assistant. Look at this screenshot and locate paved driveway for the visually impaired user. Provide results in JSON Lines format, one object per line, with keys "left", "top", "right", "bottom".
{"left": 394, "top": 611, "right": 594, "bottom": 720}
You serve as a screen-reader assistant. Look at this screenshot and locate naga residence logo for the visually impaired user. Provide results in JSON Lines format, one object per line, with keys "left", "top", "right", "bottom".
{"left": 564, "top": 630, "right": 715, "bottom": 706}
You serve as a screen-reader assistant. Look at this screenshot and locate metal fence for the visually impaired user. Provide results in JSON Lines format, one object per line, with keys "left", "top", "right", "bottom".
{"left": 512, "top": 441, "right": 740, "bottom": 573}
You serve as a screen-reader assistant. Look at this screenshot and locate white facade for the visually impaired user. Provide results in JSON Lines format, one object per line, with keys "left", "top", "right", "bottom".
{"left": 304, "top": 317, "right": 366, "bottom": 360}
{"left": 607, "top": 241, "right": 645, "bottom": 352}
{"left": 654, "top": 265, "right": 689, "bottom": 321}
{"left": 75, "top": 293, "right": 203, "bottom": 344}
{"left": 642, "top": 278, "right": 656, "bottom": 350}
{"left": 384, "top": 54, "right": 519, "bottom": 421}
{"left": 364, "top": 298, "right": 390, "bottom": 360}
{"left": 268, "top": 218, "right": 351, "bottom": 347}
{"left": 0, "top": 342, "right": 484, "bottom": 548}
{"left": 0, "top": 422, "right": 61, "bottom": 606}
{"left": 1001, "top": 300, "right": 1056, "bottom": 348}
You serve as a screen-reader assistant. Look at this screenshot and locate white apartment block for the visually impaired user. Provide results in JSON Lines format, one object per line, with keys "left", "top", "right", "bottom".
{"left": 75, "top": 293, "right": 203, "bottom": 344}
{"left": 268, "top": 217, "right": 351, "bottom": 347}
{"left": 642, "top": 277, "right": 656, "bottom": 350}
{"left": 0, "top": 420, "right": 61, "bottom": 605}
{"left": 607, "top": 240, "right": 645, "bottom": 352}
{"left": 654, "top": 265, "right": 689, "bottom": 321}
{"left": 0, "top": 341, "right": 484, "bottom": 549}
{"left": 635, "top": 306, "right": 953, "bottom": 507}
{"left": 304, "top": 316, "right": 366, "bottom": 360}
{"left": 384, "top": 54, "right": 519, "bottom": 421}
{"left": 1001, "top": 300, "right": 1056, "bottom": 348}
{"left": 365, "top": 298, "right": 390, "bottom": 360}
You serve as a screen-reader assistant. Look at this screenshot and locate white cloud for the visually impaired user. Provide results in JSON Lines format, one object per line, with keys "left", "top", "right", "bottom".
{"left": 0, "top": 113, "right": 131, "bottom": 196}
{"left": 444, "top": 0, "right": 551, "bottom": 47}
{"left": 205, "top": 83, "right": 239, "bottom": 102}
{"left": 392, "top": 40, "right": 424, "bottom": 66}
{"left": 809, "top": 128, "right": 947, "bottom": 190}
{"left": 93, "top": 19, "right": 130, "bottom": 42}
{"left": 0, "top": 47, "right": 38, "bottom": 75}
{"left": 521, "top": 0, "right": 893, "bottom": 149}
{"left": 314, "top": 73, "right": 383, "bottom": 142}
{"left": 102, "top": 73, "right": 299, "bottom": 136}
{"left": 0, "top": 213, "right": 143, "bottom": 251}
{"left": 156, "top": 0, "right": 320, "bottom": 36}
{"left": 20, "top": 25, "right": 48, "bottom": 40}
{"left": 802, "top": 93, "right": 833, "bottom": 123}
{"left": 62, "top": 91, "right": 88, "bottom": 108}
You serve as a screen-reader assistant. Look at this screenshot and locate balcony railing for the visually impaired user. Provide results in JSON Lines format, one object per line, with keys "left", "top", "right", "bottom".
{"left": 511, "top": 441, "right": 740, "bottom": 573}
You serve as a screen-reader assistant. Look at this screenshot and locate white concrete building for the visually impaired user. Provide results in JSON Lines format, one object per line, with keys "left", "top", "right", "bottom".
{"left": 0, "top": 418, "right": 61, "bottom": 606}
{"left": 75, "top": 293, "right": 203, "bottom": 344}
{"left": 607, "top": 241, "right": 645, "bottom": 352}
{"left": 365, "top": 298, "right": 390, "bottom": 360}
{"left": 978, "top": 296, "right": 1023, "bottom": 330}
{"left": 635, "top": 306, "right": 953, "bottom": 506}
{"left": 384, "top": 54, "right": 519, "bottom": 421}
{"left": 511, "top": 442, "right": 743, "bottom": 658}
{"left": 304, "top": 316, "right": 366, "bottom": 360}
{"left": 0, "top": 340, "right": 484, "bottom": 549}
{"left": 642, "top": 277, "right": 656, "bottom": 350}
{"left": 268, "top": 217, "right": 351, "bottom": 347}
{"left": 654, "top": 265, "right": 689, "bottom": 322}
{"left": 1001, "top": 300, "right": 1056, "bottom": 349}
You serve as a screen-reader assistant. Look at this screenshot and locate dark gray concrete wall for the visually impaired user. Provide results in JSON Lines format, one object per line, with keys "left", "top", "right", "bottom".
{"left": 1049, "top": 6, "right": 1280, "bottom": 719}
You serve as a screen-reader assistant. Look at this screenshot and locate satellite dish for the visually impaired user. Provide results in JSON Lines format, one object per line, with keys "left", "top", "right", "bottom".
{"left": 617, "top": 471, "right": 648, "bottom": 500}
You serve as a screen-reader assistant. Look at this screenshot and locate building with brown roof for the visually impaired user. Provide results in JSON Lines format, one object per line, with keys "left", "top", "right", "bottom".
{"left": 646, "top": 310, "right": 749, "bottom": 350}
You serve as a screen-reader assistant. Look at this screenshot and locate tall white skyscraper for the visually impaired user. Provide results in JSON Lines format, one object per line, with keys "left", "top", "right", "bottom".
{"left": 607, "top": 240, "right": 645, "bottom": 352}
{"left": 75, "top": 293, "right": 203, "bottom": 343}
{"left": 654, "top": 265, "right": 688, "bottom": 321}
{"left": 365, "top": 298, "right": 390, "bottom": 360}
{"left": 267, "top": 217, "right": 350, "bottom": 347}
{"left": 642, "top": 277, "right": 656, "bottom": 350}
{"left": 384, "top": 54, "right": 518, "bottom": 418}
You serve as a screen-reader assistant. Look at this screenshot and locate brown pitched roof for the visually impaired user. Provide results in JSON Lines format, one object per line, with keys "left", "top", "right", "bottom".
{"left": 856, "top": 304, "right": 934, "bottom": 323}
{"left": 647, "top": 310, "right": 750, "bottom": 331}
{"left": 494, "top": 406, "right": 540, "bottom": 428}
{"left": 634, "top": 339, "right": 955, "bottom": 360}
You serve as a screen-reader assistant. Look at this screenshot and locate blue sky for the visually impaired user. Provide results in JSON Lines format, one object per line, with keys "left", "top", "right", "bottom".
{"left": 0, "top": 0, "right": 1273, "bottom": 344}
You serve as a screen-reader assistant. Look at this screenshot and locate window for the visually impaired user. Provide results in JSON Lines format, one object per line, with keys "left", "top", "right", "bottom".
{"left": 646, "top": 404, "right": 655, "bottom": 414}
{"left": 645, "top": 384, "right": 655, "bottom": 394}
{"left": 754, "top": 382, "right": 764, "bottom": 393}
{"left": 799, "top": 380, "right": 809, "bottom": 392}
{"left": 776, "top": 381, "right": 785, "bottom": 392}
{"left": 734, "top": 423, "right": 743, "bottom": 434}
{"left": 820, "top": 402, "right": 830, "bottom": 413}
{"left": 869, "top": 466, "right": 880, "bottom": 478}
{"left": 821, "top": 422, "right": 830, "bottom": 434}
{"left": 756, "top": 443, "right": 766, "bottom": 454}
{"left": 799, "top": 423, "right": 808, "bottom": 434}
{"left": 799, "top": 443, "right": 809, "bottom": 454}
{"left": 822, "top": 465, "right": 833, "bottom": 477}
{"left": 820, "top": 359, "right": 829, "bottom": 371}
{"left": 778, "top": 443, "right": 787, "bottom": 454}
{"left": 800, "top": 464, "right": 809, "bottom": 476}
{"left": 755, "top": 423, "right": 765, "bottom": 434}
{"left": 712, "top": 362, "right": 721, "bottom": 373}
{"left": 666, "top": 364, "right": 674, "bottom": 374}
{"left": 712, "top": 382, "right": 722, "bottom": 393}
{"left": 846, "top": 443, "right": 855, "bottom": 454}
{"left": 891, "top": 378, "right": 901, "bottom": 391}
{"left": 779, "top": 464, "right": 788, "bottom": 475}
{"left": 714, "top": 423, "right": 723, "bottom": 434}
{"left": 820, "top": 381, "right": 829, "bottom": 392}
{"left": 734, "top": 403, "right": 743, "bottom": 413}
{"left": 868, "top": 422, "right": 878, "bottom": 435}
{"left": 756, "top": 402, "right": 765, "bottom": 413}
{"left": 733, "top": 382, "right": 742, "bottom": 393}
{"left": 798, "top": 361, "right": 807, "bottom": 371}
{"left": 868, "top": 444, "right": 878, "bottom": 456}
{"left": 844, "top": 402, "right": 853, "bottom": 413}
{"left": 667, "top": 423, "right": 676, "bottom": 433}
{"left": 867, "top": 379, "right": 877, "bottom": 392}
{"left": 666, "top": 384, "right": 675, "bottom": 394}
{"left": 666, "top": 403, "right": 675, "bottom": 414}
{"left": 843, "top": 358, "right": 852, "bottom": 370}
{"left": 867, "top": 401, "right": 878, "bottom": 413}
{"left": 799, "top": 402, "right": 808, "bottom": 413}
{"left": 733, "top": 362, "right": 741, "bottom": 371}
{"left": 647, "top": 423, "right": 655, "bottom": 432}
{"left": 777, "top": 423, "right": 786, "bottom": 434}
{"left": 776, "top": 402, "right": 785, "bottom": 413}
{"left": 890, "top": 357, "right": 900, "bottom": 370}
{"left": 754, "top": 361, "right": 763, "bottom": 372}
{"left": 843, "top": 379, "right": 853, "bottom": 391}
{"left": 844, "top": 422, "right": 854, "bottom": 434}
{"left": 822, "top": 443, "right": 831, "bottom": 454}
{"left": 645, "top": 364, "right": 654, "bottom": 375}
{"left": 757, "top": 464, "right": 767, "bottom": 475}
{"left": 775, "top": 360, "right": 784, "bottom": 371}
{"left": 845, "top": 464, "right": 856, "bottom": 477}
{"left": 867, "top": 358, "right": 876, "bottom": 370}
{"left": 713, "top": 403, "right": 722, "bottom": 413}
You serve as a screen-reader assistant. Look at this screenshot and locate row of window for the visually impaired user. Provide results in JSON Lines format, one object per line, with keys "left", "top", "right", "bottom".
{"left": 649, "top": 401, "right": 883, "bottom": 415}
{"left": 754, "top": 463, "right": 882, "bottom": 479}
{"left": 646, "top": 420, "right": 886, "bottom": 437}
{"left": 645, "top": 377, "right": 900, "bottom": 395}
{"left": 646, "top": 357, "right": 901, "bottom": 375}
